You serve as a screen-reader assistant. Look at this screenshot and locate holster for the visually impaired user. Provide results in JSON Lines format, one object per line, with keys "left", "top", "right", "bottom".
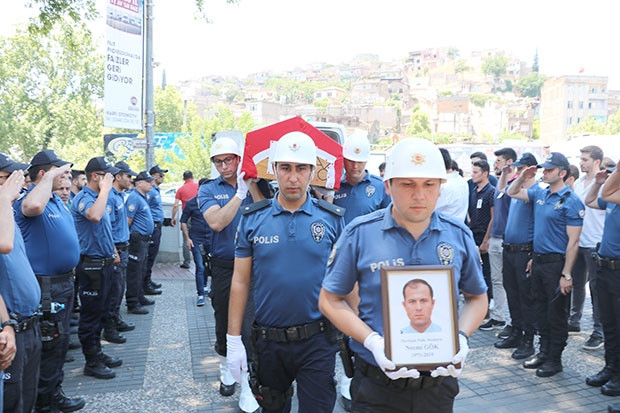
{"left": 338, "top": 333, "right": 355, "bottom": 378}
{"left": 249, "top": 327, "right": 294, "bottom": 410}
{"left": 82, "top": 259, "right": 105, "bottom": 291}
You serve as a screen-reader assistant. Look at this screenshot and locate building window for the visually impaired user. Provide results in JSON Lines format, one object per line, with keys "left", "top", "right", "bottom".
{"left": 567, "top": 101, "right": 573, "bottom": 109}
{"left": 578, "top": 101, "right": 584, "bottom": 109}
{"left": 577, "top": 117, "right": 582, "bottom": 123}
{"left": 568, "top": 117, "right": 572, "bottom": 125}
{"left": 588, "top": 102, "right": 592, "bottom": 109}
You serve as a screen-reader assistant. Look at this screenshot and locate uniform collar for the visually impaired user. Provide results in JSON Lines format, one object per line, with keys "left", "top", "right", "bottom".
{"left": 550, "top": 184, "right": 571, "bottom": 197}
{"left": 381, "top": 204, "right": 442, "bottom": 233}
{"left": 272, "top": 192, "right": 313, "bottom": 216}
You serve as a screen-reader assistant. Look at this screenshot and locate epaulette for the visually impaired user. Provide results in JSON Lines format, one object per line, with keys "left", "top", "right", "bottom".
{"left": 241, "top": 199, "right": 271, "bottom": 215}
{"left": 316, "top": 199, "right": 345, "bottom": 217}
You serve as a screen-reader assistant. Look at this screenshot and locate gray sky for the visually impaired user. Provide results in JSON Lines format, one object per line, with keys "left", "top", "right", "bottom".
{"left": 2, "top": 0, "right": 619, "bottom": 88}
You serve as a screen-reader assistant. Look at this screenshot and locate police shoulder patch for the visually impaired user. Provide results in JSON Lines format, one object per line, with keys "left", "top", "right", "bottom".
{"left": 311, "top": 221, "right": 326, "bottom": 242}
{"left": 316, "top": 199, "right": 345, "bottom": 217}
{"left": 578, "top": 209, "right": 585, "bottom": 218}
{"left": 128, "top": 204, "right": 136, "bottom": 212}
{"left": 241, "top": 199, "right": 271, "bottom": 216}
{"left": 78, "top": 202, "right": 85, "bottom": 212}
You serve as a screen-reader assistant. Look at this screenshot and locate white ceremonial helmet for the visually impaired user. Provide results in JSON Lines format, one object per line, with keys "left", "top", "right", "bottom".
{"left": 383, "top": 138, "right": 447, "bottom": 183}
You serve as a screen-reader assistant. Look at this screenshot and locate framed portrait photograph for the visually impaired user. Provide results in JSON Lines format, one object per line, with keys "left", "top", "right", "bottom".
{"left": 380, "top": 265, "right": 459, "bottom": 370}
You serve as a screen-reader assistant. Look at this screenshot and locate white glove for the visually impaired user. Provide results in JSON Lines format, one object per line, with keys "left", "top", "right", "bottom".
{"left": 431, "top": 332, "right": 469, "bottom": 378}
{"left": 236, "top": 171, "right": 249, "bottom": 200}
{"left": 364, "top": 332, "right": 420, "bottom": 380}
{"left": 226, "top": 334, "right": 247, "bottom": 383}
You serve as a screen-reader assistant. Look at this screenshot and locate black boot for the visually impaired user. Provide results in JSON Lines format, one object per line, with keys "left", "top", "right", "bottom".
{"left": 494, "top": 328, "right": 522, "bottom": 349}
{"left": 524, "top": 335, "right": 548, "bottom": 369}
{"left": 512, "top": 334, "right": 535, "bottom": 360}
{"left": 98, "top": 351, "right": 123, "bottom": 368}
{"left": 536, "top": 359, "right": 563, "bottom": 377}
{"left": 103, "top": 320, "right": 127, "bottom": 344}
{"left": 114, "top": 314, "right": 135, "bottom": 332}
{"left": 586, "top": 366, "right": 615, "bottom": 387}
{"left": 52, "top": 386, "right": 86, "bottom": 412}
{"left": 84, "top": 352, "right": 116, "bottom": 379}
{"left": 602, "top": 376, "right": 620, "bottom": 396}
{"left": 34, "top": 393, "right": 61, "bottom": 413}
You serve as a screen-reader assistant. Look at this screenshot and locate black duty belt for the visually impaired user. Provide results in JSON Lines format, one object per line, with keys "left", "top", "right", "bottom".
{"left": 81, "top": 255, "right": 114, "bottom": 267}
{"left": 210, "top": 256, "right": 234, "bottom": 270}
{"left": 254, "top": 319, "right": 329, "bottom": 342}
{"left": 503, "top": 243, "right": 533, "bottom": 253}
{"left": 130, "top": 232, "right": 151, "bottom": 242}
{"left": 12, "top": 315, "right": 39, "bottom": 334}
{"left": 35, "top": 271, "right": 74, "bottom": 285}
{"left": 154, "top": 221, "right": 163, "bottom": 228}
{"left": 115, "top": 242, "right": 129, "bottom": 251}
{"left": 355, "top": 357, "right": 443, "bottom": 391}
{"left": 594, "top": 253, "right": 620, "bottom": 271}
{"left": 533, "top": 253, "right": 564, "bottom": 264}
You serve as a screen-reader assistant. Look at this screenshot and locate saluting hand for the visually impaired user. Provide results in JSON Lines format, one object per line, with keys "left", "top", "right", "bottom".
{"left": 99, "top": 173, "right": 114, "bottom": 193}
{"left": 0, "top": 171, "right": 25, "bottom": 203}
{"left": 521, "top": 165, "right": 537, "bottom": 180}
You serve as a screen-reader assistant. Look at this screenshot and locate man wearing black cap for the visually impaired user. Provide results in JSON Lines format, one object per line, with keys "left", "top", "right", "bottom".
{"left": 507, "top": 152, "right": 585, "bottom": 377}
{"left": 125, "top": 171, "right": 156, "bottom": 315}
{"left": 71, "top": 157, "right": 123, "bottom": 380}
{"left": 144, "top": 165, "right": 167, "bottom": 295}
{"left": 494, "top": 152, "right": 539, "bottom": 360}
{"left": 0, "top": 153, "right": 42, "bottom": 413}
{"left": 101, "top": 162, "right": 138, "bottom": 344}
{"left": 14, "top": 150, "right": 85, "bottom": 412}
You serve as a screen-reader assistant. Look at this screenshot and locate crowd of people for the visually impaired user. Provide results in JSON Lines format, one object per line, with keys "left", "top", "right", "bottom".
{"left": 1, "top": 134, "right": 620, "bottom": 413}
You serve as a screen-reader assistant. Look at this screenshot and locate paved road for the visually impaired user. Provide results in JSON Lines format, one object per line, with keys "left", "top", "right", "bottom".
{"left": 61, "top": 262, "right": 617, "bottom": 412}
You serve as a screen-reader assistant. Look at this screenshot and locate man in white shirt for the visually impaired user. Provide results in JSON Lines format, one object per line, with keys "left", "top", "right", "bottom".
{"left": 436, "top": 148, "right": 469, "bottom": 222}
{"left": 570, "top": 145, "right": 606, "bottom": 350}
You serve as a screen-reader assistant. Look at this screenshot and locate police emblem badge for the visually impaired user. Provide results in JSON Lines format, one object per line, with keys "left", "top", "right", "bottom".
{"left": 311, "top": 221, "right": 325, "bottom": 242}
{"left": 78, "top": 202, "right": 85, "bottom": 212}
{"left": 437, "top": 242, "right": 454, "bottom": 265}
{"left": 365, "top": 185, "right": 376, "bottom": 198}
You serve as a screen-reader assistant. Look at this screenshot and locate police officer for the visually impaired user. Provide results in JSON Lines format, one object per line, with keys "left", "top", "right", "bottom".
{"left": 319, "top": 138, "right": 488, "bottom": 413}
{"left": 125, "top": 172, "right": 156, "bottom": 315}
{"left": 227, "top": 132, "right": 345, "bottom": 413}
{"left": 14, "top": 150, "right": 85, "bottom": 412}
{"left": 180, "top": 191, "right": 212, "bottom": 307}
{"left": 144, "top": 165, "right": 167, "bottom": 295}
{"left": 331, "top": 131, "right": 389, "bottom": 410}
{"left": 0, "top": 154, "right": 42, "bottom": 413}
{"left": 198, "top": 137, "right": 262, "bottom": 412}
{"left": 584, "top": 166, "right": 620, "bottom": 399}
{"left": 71, "top": 157, "right": 123, "bottom": 380}
{"left": 102, "top": 161, "right": 138, "bottom": 343}
{"left": 495, "top": 153, "right": 539, "bottom": 360}
{"left": 507, "top": 152, "right": 584, "bottom": 377}
{"left": 332, "top": 131, "right": 390, "bottom": 224}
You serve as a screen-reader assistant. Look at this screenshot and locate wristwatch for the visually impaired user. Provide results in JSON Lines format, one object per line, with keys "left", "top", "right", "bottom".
{"left": 1, "top": 319, "right": 18, "bottom": 332}
{"left": 562, "top": 274, "right": 573, "bottom": 281}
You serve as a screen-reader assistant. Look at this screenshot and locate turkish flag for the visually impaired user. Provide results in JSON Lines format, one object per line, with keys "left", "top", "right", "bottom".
{"left": 241, "top": 117, "right": 343, "bottom": 190}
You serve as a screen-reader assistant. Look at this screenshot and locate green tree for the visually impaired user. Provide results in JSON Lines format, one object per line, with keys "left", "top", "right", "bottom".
{"left": 481, "top": 55, "right": 509, "bottom": 78}
{"left": 568, "top": 115, "right": 606, "bottom": 136}
{"left": 0, "top": 24, "right": 103, "bottom": 164}
{"left": 405, "top": 106, "right": 431, "bottom": 138}
{"left": 532, "top": 116, "right": 540, "bottom": 140}
{"left": 447, "top": 46, "right": 459, "bottom": 60}
{"left": 606, "top": 110, "right": 620, "bottom": 134}
{"left": 153, "top": 85, "right": 199, "bottom": 133}
{"left": 455, "top": 59, "right": 469, "bottom": 76}
{"left": 532, "top": 49, "right": 539, "bottom": 73}
{"left": 514, "top": 73, "right": 547, "bottom": 98}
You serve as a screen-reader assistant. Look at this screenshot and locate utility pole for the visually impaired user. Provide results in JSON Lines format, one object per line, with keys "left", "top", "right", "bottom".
{"left": 144, "top": 0, "right": 155, "bottom": 170}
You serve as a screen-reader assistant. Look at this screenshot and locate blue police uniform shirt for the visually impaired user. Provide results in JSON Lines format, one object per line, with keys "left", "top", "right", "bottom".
{"left": 333, "top": 172, "right": 391, "bottom": 224}
{"left": 14, "top": 186, "right": 80, "bottom": 275}
{"left": 527, "top": 185, "right": 584, "bottom": 254}
{"left": 504, "top": 182, "right": 538, "bottom": 245}
{"left": 108, "top": 187, "right": 130, "bottom": 244}
{"left": 180, "top": 196, "right": 211, "bottom": 248}
{"left": 322, "top": 207, "right": 487, "bottom": 367}
{"left": 0, "top": 224, "right": 41, "bottom": 317}
{"left": 489, "top": 183, "right": 513, "bottom": 239}
{"left": 147, "top": 185, "right": 164, "bottom": 223}
{"left": 71, "top": 187, "right": 115, "bottom": 258}
{"left": 198, "top": 176, "right": 252, "bottom": 261}
{"left": 126, "top": 189, "right": 154, "bottom": 236}
{"left": 236, "top": 195, "right": 344, "bottom": 327}
{"left": 597, "top": 198, "right": 620, "bottom": 258}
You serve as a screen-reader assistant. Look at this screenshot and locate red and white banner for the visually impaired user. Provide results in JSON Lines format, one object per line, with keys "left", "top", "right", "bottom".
{"left": 241, "top": 117, "right": 343, "bottom": 189}
{"left": 104, "top": 0, "right": 144, "bottom": 129}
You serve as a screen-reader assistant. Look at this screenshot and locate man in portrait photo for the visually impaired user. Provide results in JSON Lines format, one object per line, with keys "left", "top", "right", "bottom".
{"left": 401, "top": 279, "right": 442, "bottom": 334}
